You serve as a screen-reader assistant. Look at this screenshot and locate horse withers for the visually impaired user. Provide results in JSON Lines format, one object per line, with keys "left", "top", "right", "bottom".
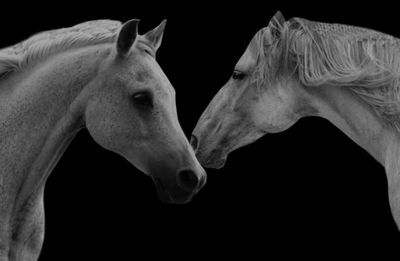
{"left": 191, "top": 11, "right": 400, "bottom": 230}
{"left": 0, "top": 19, "right": 206, "bottom": 260}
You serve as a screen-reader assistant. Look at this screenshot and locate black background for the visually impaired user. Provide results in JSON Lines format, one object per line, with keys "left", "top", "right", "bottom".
{"left": 1, "top": 1, "right": 399, "bottom": 259}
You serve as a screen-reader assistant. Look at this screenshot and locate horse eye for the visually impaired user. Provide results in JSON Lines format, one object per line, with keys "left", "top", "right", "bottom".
{"left": 132, "top": 92, "right": 153, "bottom": 108}
{"left": 144, "top": 49, "right": 155, "bottom": 57}
{"left": 232, "top": 70, "right": 245, "bottom": 80}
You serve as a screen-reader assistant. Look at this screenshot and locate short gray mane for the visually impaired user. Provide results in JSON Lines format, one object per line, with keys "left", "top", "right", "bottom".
{"left": 253, "top": 15, "right": 400, "bottom": 131}
{"left": 0, "top": 20, "right": 121, "bottom": 79}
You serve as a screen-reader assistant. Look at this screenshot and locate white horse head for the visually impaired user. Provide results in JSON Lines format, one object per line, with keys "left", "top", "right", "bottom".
{"left": 85, "top": 19, "right": 206, "bottom": 203}
{"left": 191, "top": 12, "right": 304, "bottom": 168}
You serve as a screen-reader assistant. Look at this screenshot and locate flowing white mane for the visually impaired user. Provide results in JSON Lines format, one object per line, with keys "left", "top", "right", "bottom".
{"left": 253, "top": 14, "right": 400, "bottom": 130}
{"left": 0, "top": 20, "right": 121, "bottom": 79}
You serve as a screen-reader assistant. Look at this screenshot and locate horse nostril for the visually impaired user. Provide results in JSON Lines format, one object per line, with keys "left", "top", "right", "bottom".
{"left": 190, "top": 135, "right": 198, "bottom": 151}
{"left": 177, "top": 169, "right": 199, "bottom": 192}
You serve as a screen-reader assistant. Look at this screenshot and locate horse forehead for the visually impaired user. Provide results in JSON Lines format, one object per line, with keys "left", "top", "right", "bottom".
{"left": 237, "top": 47, "right": 256, "bottom": 69}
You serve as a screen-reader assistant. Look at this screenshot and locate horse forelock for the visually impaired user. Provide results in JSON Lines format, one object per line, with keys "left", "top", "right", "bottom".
{"left": 0, "top": 19, "right": 122, "bottom": 80}
{"left": 250, "top": 27, "right": 284, "bottom": 87}
{"left": 254, "top": 15, "right": 400, "bottom": 131}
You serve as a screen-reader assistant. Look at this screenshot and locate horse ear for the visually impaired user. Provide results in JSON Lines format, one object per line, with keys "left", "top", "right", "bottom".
{"left": 268, "top": 11, "right": 285, "bottom": 39}
{"left": 116, "top": 19, "right": 140, "bottom": 57}
{"left": 144, "top": 19, "right": 167, "bottom": 51}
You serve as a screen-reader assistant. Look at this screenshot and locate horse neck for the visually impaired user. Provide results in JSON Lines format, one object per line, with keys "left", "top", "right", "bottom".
{"left": 304, "top": 84, "right": 400, "bottom": 229}
{"left": 0, "top": 45, "right": 110, "bottom": 220}
{"left": 307, "top": 84, "right": 399, "bottom": 165}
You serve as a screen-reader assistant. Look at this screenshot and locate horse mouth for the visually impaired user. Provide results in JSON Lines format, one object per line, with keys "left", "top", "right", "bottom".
{"left": 204, "top": 157, "right": 226, "bottom": 169}
{"left": 201, "top": 150, "right": 227, "bottom": 169}
{"left": 152, "top": 177, "right": 173, "bottom": 203}
{"left": 152, "top": 177, "right": 194, "bottom": 204}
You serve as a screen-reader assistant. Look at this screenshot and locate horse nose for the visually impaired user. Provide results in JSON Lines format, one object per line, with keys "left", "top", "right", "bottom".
{"left": 190, "top": 135, "right": 198, "bottom": 152}
{"left": 177, "top": 169, "right": 200, "bottom": 192}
